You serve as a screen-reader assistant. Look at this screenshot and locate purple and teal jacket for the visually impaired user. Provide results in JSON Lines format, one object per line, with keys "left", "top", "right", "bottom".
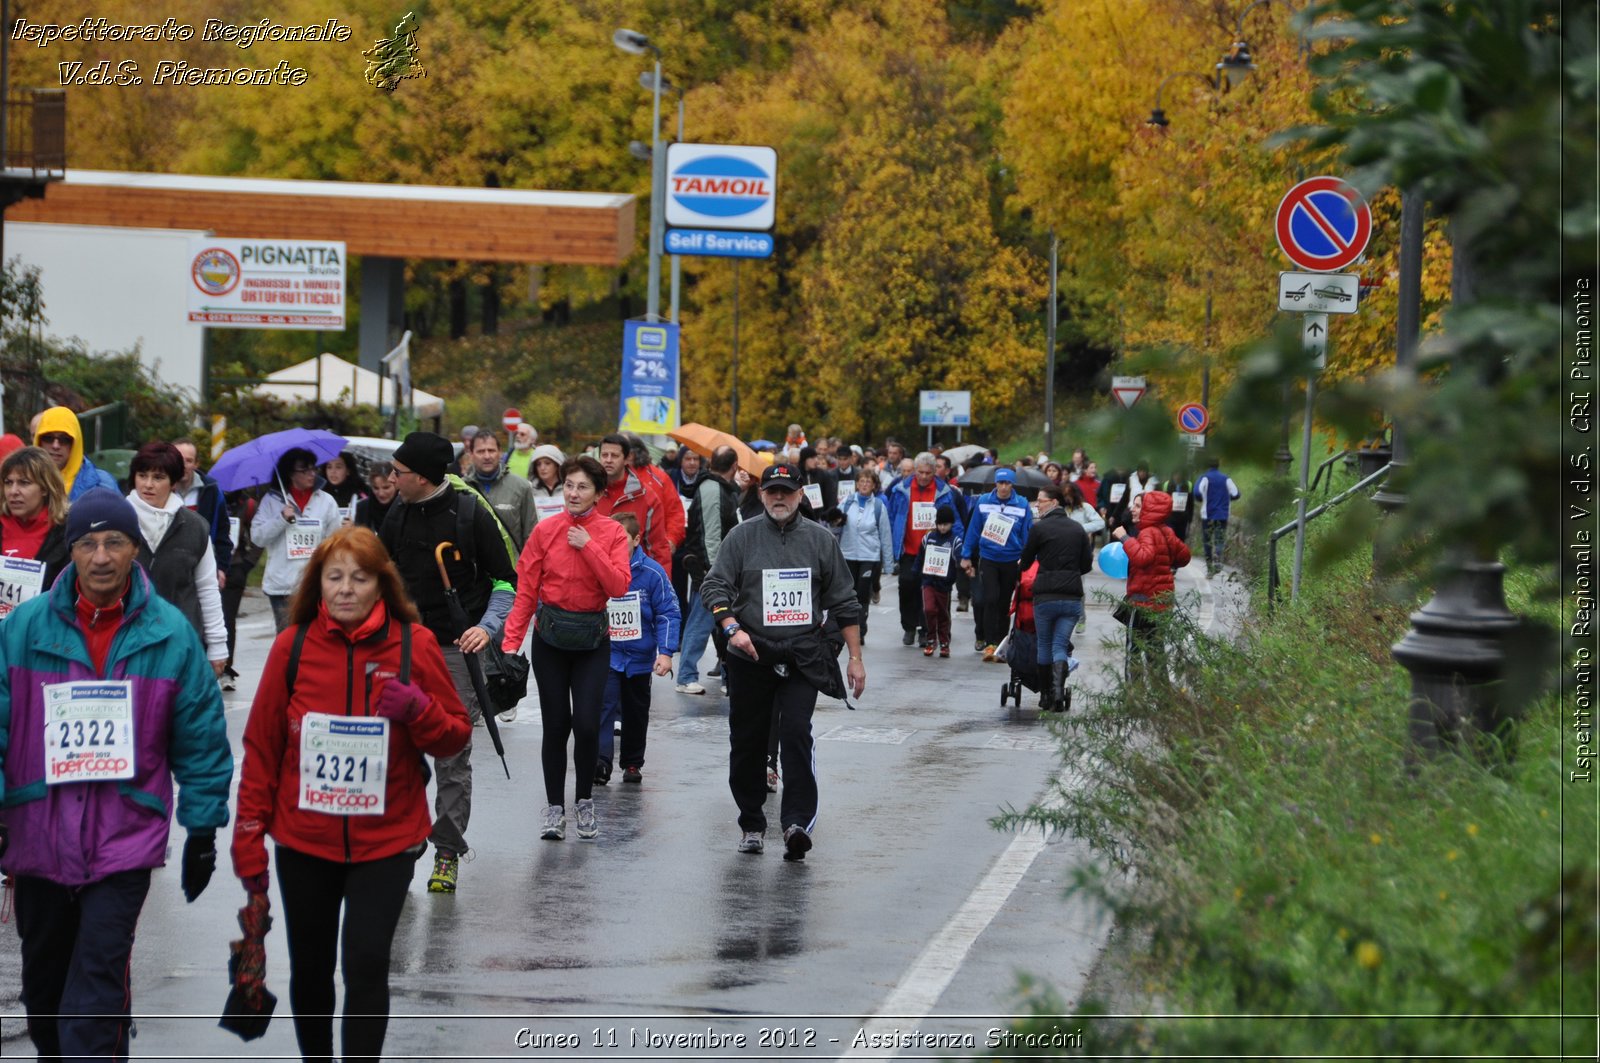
{"left": 0, "top": 563, "right": 232, "bottom": 885}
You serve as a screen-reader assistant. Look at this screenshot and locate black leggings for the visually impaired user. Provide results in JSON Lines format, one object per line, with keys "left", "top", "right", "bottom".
{"left": 529, "top": 631, "right": 610, "bottom": 807}
{"left": 275, "top": 843, "right": 417, "bottom": 1063}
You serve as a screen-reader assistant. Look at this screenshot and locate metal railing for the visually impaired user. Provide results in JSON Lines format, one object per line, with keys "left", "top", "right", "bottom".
{"left": 1308, "top": 449, "right": 1352, "bottom": 495}
{"left": 1267, "top": 462, "right": 1392, "bottom": 611}
{"left": 4, "top": 89, "right": 65, "bottom": 175}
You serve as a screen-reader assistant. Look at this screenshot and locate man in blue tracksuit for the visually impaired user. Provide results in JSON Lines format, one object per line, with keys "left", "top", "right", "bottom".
{"left": 1194, "top": 458, "right": 1241, "bottom": 575}
{"left": 597, "top": 512, "right": 681, "bottom": 784}
{"left": 961, "top": 468, "right": 1033, "bottom": 658}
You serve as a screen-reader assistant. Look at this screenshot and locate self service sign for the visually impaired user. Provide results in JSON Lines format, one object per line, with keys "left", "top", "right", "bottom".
{"left": 187, "top": 237, "right": 346, "bottom": 330}
{"left": 665, "top": 144, "right": 777, "bottom": 232}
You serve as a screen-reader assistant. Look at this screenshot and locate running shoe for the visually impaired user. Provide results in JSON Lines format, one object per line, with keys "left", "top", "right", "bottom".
{"left": 540, "top": 804, "right": 565, "bottom": 841}
{"left": 922, "top": 644, "right": 935, "bottom": 657}
{"left": 497, "top": 707, "right": 518, "bottom": 724}
{"left": 676, "top": 681, "right": 706, "bottom": 695}
{"left": 766, "top": 767, "right": 779, "bottom": 792}
{"left": 427, "top": 851, "right": 459, "bottom": 892}
{"left": 738, "top": 831, "right": 764, "bottom": 854}
{"left": 623, "top": 765, "right": 643, "bottom": 784}
{"left": 594, "top": 760, "right": 611, "bottom": 785}
{"left": 219, "top": 672, "right": 236, "bottom": 692}
{"left": 783, "top": 825, "right": 812, "bottom": 861}
{"left": 575, "top": 798, "right": 598, "bottom": 839}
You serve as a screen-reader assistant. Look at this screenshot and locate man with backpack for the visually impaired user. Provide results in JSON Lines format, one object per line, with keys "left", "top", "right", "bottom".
{"left": 674, "top": 446, "right": 741, "bottom": 695}
{"left": 380, "top": 432, "right": 519, "bottom": 893}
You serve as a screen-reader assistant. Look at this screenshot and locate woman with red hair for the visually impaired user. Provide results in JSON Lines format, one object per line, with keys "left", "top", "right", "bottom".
{"left": 231, "top": 526, "right": 470, "bottom": 1062}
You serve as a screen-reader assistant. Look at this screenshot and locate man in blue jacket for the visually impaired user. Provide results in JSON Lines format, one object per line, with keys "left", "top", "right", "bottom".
{"left": 961, "top": 467, "right": 1033, "bottom": 659}
{"left": 596, "top": 511, "right": 681, "bottom": 785}
{"left": 0, "top": 492, "right": 232, "bottom": 1060}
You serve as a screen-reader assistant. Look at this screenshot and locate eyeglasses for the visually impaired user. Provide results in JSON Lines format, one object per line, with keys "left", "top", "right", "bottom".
{"left": 38, "top": 433, "right": 73, "bottom": 447}
{"left": 289, "top": 465, "right": 316, "bottom": 474}
{"left": 72, "top": 534, "right": 135, "bottom": 554}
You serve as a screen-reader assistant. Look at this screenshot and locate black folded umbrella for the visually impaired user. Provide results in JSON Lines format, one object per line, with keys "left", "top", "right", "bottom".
{"left": 219, "top": 895, "right": 276, "bottom": 1041}
{"left": 435, "top": 542, "right": 511, "bottom": 778}
{"left": 219, "top": 982, "right": 277, "bottom": 1041}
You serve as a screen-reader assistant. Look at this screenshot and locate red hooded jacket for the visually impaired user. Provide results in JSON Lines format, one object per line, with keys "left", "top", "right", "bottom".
{"left": 1121, "top": 491, "right": 1191, "bottom": 607}
{"left": 231, "top": 601, "right": 470, "bottom": 878}
{"left": 596, "top": 469, "right": 671, "bottom": 575}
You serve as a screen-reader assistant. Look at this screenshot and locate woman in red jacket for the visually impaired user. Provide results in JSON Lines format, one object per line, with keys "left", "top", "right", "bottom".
{"left": 1111, "top": 489, "right": 1192, "bottom": 679}
{"left": 501, "top": 455, "right": 632, "bottom": 843}
{"left": 231, "top": 526, "right": 470, "bottom": 1063}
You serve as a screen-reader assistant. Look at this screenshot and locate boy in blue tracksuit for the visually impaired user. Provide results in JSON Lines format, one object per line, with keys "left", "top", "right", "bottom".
{"left": 597, "top": 512, "right": 681, "bottom": 785}
{"left": 961, "top": 468, "right": 1034, "bottom": 658}
{"left": 917, "top": 505, "right": 963, "bottom": 658}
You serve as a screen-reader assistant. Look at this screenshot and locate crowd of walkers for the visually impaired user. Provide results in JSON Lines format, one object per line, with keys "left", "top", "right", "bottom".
{"left": 0, "top": 408, "right": 1231, "bottom": 1061}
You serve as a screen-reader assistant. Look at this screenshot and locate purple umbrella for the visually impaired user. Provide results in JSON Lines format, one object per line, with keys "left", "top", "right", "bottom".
{"left": 209, "top": 428, "right": 349, "bottom": 493}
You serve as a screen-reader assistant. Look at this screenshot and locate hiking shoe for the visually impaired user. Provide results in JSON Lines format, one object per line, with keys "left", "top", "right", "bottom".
{"left": 783, "top": 825, "right": 812, "bottom": 861}
{"left": 766, "top": 768, "right": 779, "bottom": 792}
{"left": 676, "top": 681, "right": 706, "bottom": 695}
{"left": 497, "top": 707, "right": 518, "bottom": 723}
{"left": 940, "top": 645, "right": 950, "bottom": 658}
{"left": 594, "top": 760, "right": 611, "bottom": 785}
{"left": 708, "top": 661, "right": 722, "bottom": 678}
{"left": 738, "top": 831, "right": 764, "bottom": 854}
{"left": 427, "top": 852, "right": 459, "bottom": 893}
{"left": 901, "top": 630, "right": 915, "bottom": 646}
{"left": 540, "top": 804, "right": 565, "bottom": 841}
{"left": 923, "top": 644, "right": 934, "bottom": 657}
{"left": 575, "top": 798, "right": 598, "bottom": 839}
{"left": 622, "top": 765, "right": 643, "bottom": 784}
{"left": 982, "top": 644, "right": 999, "bottom": 662}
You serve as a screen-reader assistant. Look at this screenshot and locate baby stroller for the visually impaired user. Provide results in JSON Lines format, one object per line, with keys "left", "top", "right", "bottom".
{"left": 998, "top": 563, "right": 1072, "bottom": 712}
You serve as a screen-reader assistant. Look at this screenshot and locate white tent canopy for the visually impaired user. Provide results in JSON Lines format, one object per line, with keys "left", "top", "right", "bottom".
{"left": 252, "top": 353, "right": 444, "bottom": 419}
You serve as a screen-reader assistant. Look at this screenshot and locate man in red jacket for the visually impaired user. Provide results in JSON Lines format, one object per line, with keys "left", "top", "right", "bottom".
{"left": 596, "top": 435, "right": 671, "bottom": 574}
{"left": 624, "top": 433, "right": 684, "bottom": 575}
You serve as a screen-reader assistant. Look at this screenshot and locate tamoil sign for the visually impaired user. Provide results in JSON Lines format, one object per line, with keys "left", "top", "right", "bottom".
{"left": 665, "top": 144, "right": 777, "bottom": 232}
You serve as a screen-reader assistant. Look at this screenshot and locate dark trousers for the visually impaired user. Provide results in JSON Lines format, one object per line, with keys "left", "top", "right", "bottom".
{"left": 529, "top": 632, "right": 610, "bottom": 807}
{"left": 15, "top": 868, "right": 151, "bottom": 1062}
{"left": 276, "top": 844, "right": 417, "bottom": 1063}
{"left": 725, "top": 654, "right": 819, "bottom": 834}
{"left": 1203, "top": 519, "right": 1229, "bottom": 566}
{"left": 598, "top": 670, "right": 652, "bottom": 769}
{"left": 922, "top": 586, "right": 952, "bottom": 648}
{"left": 896, "top": 552, "right": 923, "bottom": 635}
{"left": 221, "top": 579, "right": 245, "bottom": 666}
{"left": 975, "top": 557, "right": 1020, "bottom": 646}
{"left": 845, "top": 558, "right": 877, "bottom": 637}
{"left": 955, "top": 562, "right": 973, "bottom": 606}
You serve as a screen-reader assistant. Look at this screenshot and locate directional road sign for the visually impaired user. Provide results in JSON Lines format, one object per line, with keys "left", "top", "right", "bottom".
{"left": 1278, "top": 271, "right": 1360, "bottom": 314}
{"left": 1177, "top": 402, "right": 1209, "bottom": 434}
{"left": 1275, "top": 176, "right": 1371, "bottom": 273}
{"left": 1111, "top": 375, "right": 1146, "bottom": 410}
{"left": 1303, "top": 312, "right": 1328, "bottom": 371}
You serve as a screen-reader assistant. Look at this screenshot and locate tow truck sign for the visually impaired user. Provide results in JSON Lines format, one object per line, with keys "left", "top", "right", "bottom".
{"left": 1278, "top": 271, "right": 1360, "bottom": 315}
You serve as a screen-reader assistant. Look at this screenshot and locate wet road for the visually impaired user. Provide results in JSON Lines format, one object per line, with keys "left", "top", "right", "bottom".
{"left": 1, "top": 564, "right": 1218, "bottom": 1060}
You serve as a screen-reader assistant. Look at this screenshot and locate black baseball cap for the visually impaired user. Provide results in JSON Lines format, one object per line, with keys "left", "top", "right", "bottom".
{"left": 760, "top": 462, "right": 805, "bottom": 491}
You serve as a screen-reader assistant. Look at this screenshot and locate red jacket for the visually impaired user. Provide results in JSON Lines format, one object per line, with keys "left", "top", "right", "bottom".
{"left": 634, "top": 462, "right": 686, "bottom": 557}
{"left": 1074, "top": 474, "right": 1100, "bottom": 509}
{"left": 1121, "top": 491, "right": 1191, "bottom": 608}
{"left": 230, "top": 601, "right": 470, "bottom": 878}
{"left": 596, "top": 470, "right": 671, "bottom": 575}
{"left": 1010, "top": 561, "right": 1038, "bottom": 633}
{"left": 501, "top": 503, "right": 633, "bottom": 650}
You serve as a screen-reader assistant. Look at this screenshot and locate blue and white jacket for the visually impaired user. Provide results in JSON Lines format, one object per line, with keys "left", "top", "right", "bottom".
{"left": 608, "top": 545, "right": 681, "bottom": 677}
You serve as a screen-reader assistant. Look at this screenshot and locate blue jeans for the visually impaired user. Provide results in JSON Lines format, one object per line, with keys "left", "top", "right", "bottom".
{"left": 677, "top": 593, "right": 715, "bottom": 685}
{"left": 1034, "top": 598, "right": 1084, "bottom": 666}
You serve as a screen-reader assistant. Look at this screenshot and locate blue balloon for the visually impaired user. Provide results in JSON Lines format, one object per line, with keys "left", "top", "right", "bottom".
{"left": 1097, "top": 541, "right": 1129, "bottom": 579}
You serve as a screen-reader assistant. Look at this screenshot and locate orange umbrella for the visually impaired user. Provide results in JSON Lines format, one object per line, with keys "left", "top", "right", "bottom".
{"left": 668, "top": 423, "right": 767, "bottom": 478}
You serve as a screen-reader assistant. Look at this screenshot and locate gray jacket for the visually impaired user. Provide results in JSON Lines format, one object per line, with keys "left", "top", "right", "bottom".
{"left": 468, "top": 468, "right": 539, "bottom": 550}
{"left": 699, "top": 510, "right": 862, "bottom": 642}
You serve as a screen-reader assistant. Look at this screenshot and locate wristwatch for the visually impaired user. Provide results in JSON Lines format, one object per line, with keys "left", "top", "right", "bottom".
{"left": 723, "top": 622, "right": 742, "bottom": 636}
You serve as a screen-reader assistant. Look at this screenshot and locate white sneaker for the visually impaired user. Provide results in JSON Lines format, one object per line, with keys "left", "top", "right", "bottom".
{"left": 497, "top": 708, "right": 517, "bottom": 723}
{"left": 575, "top": 798, "right": 598, "bottom": 839}
{"left": 676, "top": 681, "right": 706, "bottom": 695}
{"left": 219, "top": 674, "right": 236, "bottom": 692}
{"left": 540, "top": 804, "right": 565, "bottom": 841}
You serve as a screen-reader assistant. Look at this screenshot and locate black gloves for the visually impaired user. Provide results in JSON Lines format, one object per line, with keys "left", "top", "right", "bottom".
{"left": 0, "top": 822, "right": 8, "bottom": 860}
{"left": 182, "top": 830, "right": 217, "bottom": 902}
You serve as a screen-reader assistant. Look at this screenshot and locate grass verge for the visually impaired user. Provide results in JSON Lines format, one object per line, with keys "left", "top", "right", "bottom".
{"left": 980, "top": 543, "right": 1594, "bottom": 1059}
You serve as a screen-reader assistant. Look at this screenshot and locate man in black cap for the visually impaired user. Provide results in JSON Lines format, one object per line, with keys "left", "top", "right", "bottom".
{"left": 0, "top": 492, "right": 231, "bottom": 1060}
{"left": 698, "top": 461, "right": 865, "bottom": 861}
{"left": 381, "top": 432, "right": 518, "bottom": 893}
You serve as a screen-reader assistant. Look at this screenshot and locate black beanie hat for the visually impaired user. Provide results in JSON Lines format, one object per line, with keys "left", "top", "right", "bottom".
{"left": 935, "top": 505, "right": 956, "bottom": 525}
{"left": 392, "top": 431, "right": 453, "bottom": 485}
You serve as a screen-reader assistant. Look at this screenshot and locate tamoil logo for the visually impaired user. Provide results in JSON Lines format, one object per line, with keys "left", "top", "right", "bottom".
{"left": 669, "top": 156, "right": 772, "bottom": 219}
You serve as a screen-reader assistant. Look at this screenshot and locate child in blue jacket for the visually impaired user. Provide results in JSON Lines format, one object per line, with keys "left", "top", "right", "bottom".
{"left": 917, "top": 506, "right": 963, "bottom": 658}
{"left": 597, "top": 512, "right": 681, "bottom": 784}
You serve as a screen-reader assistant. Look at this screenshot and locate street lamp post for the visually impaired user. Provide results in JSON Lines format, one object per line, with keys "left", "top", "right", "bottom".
{"left": 613, "top": 29, "right": 665, "bottom": 321}
{"left": 641, "top": 71, "right": 685, "bottom": 324}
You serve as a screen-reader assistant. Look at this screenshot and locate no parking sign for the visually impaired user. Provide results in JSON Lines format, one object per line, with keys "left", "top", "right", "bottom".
{"left": 1275, "top": 176, "right": 1371, "bottom": 273}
